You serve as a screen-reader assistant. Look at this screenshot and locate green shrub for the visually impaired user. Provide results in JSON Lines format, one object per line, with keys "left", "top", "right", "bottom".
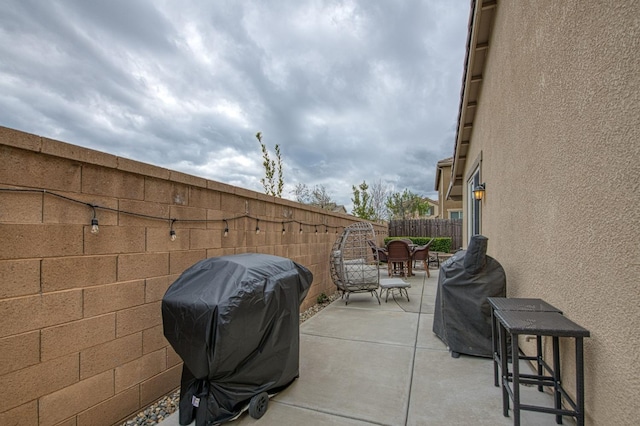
{"left": 384, "top": 236, "right": 452, "bottom": 253}
{"left": 316, "top": 292, "right": 328, "bottom": 304}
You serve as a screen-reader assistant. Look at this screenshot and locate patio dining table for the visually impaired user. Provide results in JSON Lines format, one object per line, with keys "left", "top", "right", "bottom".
{"left": 385, "top": 241, "right": 443, "bottom": 278}
{"left": 389, "top": 243, "right": 440, "bottom": 277}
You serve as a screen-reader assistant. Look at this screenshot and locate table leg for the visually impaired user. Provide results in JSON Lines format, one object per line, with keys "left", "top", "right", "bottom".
{"left": 500, "top": 322, "right": 509, "bottom": 417}
{"left": 536, "top": 336, "right": 543, "bottom": 392}
{"left": 492, "top": 308, "right": 499, "bottom": 387}
{"left": 553, "top": 336, "right": 562, "bottom": 424}
{"left": 511, "top": 333, "right": 521, "bottom": 426}
{"left": 576, "top": 337, "right": 585, "bottom": 426}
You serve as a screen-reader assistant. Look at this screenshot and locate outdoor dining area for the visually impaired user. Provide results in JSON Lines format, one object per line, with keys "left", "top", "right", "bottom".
{"left": 329, "top": 223, "right": 447, "bottom": 305}
{"left": 368, "top": 237, "right": 447, "bottom": 278}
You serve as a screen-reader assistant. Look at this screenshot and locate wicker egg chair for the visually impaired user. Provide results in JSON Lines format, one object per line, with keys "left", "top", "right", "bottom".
{"left": 330, "top": 222, "right": 381, "bottom": 305}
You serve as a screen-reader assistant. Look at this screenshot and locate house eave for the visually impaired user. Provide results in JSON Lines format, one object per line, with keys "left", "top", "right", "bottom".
{"left": 448, "top": 0, "right": 497, "bottom": 201}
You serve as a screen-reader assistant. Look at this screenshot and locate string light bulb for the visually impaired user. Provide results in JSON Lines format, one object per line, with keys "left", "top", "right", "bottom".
{"left": 223, "top": 219, "right": 229, "bottom": 237}
{"left": 90, "top": 206, "right": 99, "bottom": 234}
{"left": 282, "top": 222, "right": 286, "bottom": 235}
{"left": 315, "top": 225, "right": 318, "bottom": 234}
{"left": 299, "top": 224, "right": 303, "bottom": 234}
{"left": 169, "top": 219, "right": 177, "bottom": 242}
{"left": 90, "top": 217, "right": 99, "bottom": 234}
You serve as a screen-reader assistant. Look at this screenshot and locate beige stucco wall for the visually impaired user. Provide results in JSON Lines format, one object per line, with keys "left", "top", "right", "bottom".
{"left": 461, "top": 1, "right": 639, "bottom": 424}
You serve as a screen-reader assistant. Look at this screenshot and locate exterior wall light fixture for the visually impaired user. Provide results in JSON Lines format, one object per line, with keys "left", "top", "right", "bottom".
{"left": 473, "top": 183, "right": 486, "bottom": 201}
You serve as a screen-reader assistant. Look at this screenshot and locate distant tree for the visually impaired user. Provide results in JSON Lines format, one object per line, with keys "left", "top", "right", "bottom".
{"left": 414, "top": 197, "right": 431, "bottom": 217}
{"left": 310, "top": 185, "right": 334, "bottom": 209}
{"left": 292, "top": 183, "right": 336, "bottom": 210}
{"left": 351, "top": 181, "right": 375, "bottom": 219}
{"left": 292, "top": 183, "right": 311, "bottom": 204}
{"left": 256, "top": 132, "right": 284, "bottom": 197}
{"left": 386, "top": 189, "right": 430, "bottom": 220}
{"left": 370, "top": 179, "right": 389, "bottom": 222}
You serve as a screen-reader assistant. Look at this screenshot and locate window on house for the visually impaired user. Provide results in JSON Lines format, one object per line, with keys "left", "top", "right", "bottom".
{"left": 467, "top": 168, "right": 481, "bottom": 238}
{"left": 449, "top": 210, "right": 463, "bottom": 220}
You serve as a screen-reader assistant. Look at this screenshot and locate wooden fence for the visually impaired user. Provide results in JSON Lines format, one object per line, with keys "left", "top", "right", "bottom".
{"left": 388, "top": 219, "right": 463, "bottom": 252}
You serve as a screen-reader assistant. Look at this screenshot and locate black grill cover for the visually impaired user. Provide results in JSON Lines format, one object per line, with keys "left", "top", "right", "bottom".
{"left": 162, "top": 253, "right": 313, "bottom": 425}
{"left": 432, "top": 235, "right": 506, "bottom": 357}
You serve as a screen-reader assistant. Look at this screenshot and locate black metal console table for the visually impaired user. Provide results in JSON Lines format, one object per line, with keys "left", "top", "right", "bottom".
{"left": 494, "top": 309, "right": 590, "bottom": 426}
{"left": 487, "top": 297, "right": 563, "bottom": 389}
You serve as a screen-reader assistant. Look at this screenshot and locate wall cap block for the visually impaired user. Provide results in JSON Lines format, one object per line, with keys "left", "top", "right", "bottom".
{"left": 0, "top": 126, "right": 42, "bottom": 152}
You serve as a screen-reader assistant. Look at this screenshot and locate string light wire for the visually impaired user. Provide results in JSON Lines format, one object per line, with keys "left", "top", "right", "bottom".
{"left": 0, "top": 187, "right": 388, "bottom": 239}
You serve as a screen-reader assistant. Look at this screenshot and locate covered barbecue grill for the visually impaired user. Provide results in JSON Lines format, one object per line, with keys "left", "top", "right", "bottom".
{"left": 162, "top": 253, "right": 313, "bottom": 425}
{"left": 432, "top": 235, "right": 506, "bottom": 358}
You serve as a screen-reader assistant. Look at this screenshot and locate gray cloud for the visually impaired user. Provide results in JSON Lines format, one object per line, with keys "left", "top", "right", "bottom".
{"left": 0, "top": 0, "right": 469, "bottom": 211}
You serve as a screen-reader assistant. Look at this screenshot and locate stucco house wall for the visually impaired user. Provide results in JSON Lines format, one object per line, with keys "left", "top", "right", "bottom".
{"left": 454, "top": 1, "right": 639, "bottom": 424}
{"left": 434, "top": 157, "right": 462, "bottom": 219}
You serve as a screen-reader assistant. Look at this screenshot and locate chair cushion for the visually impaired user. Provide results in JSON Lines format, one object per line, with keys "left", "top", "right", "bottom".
{"left": 379, "top": 278, "right": 411, "bottom": 289}
{"left": 343, "top": 259, "right": 378, "bottom": 287}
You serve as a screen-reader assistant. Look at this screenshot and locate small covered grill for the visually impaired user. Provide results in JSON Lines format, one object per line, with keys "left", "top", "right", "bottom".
{"left": 432, "top": 235, "right": 506, "bottom": 358}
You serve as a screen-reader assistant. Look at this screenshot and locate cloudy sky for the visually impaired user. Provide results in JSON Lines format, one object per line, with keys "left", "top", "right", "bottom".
{"left": 0, "top": 0, "right": 470, "bottom": 211}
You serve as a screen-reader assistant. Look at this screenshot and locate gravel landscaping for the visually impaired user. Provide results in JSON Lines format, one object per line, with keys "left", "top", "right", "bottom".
{"left": 121, "top": 291, "right": 340, "bottom": 426}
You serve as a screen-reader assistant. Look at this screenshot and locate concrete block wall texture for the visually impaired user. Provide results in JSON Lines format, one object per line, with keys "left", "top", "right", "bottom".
{"left": 0, "top": 126, "right": 386, "bottom": 425}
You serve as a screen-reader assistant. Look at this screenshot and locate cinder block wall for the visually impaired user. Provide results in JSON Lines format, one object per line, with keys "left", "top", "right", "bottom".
{"left": 0, "top": 126, "right": 385, "bottom": 426}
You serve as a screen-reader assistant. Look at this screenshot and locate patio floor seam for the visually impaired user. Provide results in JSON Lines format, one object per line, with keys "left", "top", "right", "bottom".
{"left": 404, "top": 272, "right": 426, "bottom": 426}
{"left": 271, "top": 400, "right": 392, "bottom": 426}
{"left": 299, "top": 331, "right": 418, "bottom": 349}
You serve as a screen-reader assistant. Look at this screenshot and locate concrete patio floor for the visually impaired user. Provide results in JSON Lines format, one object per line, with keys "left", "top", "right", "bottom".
{"left": 159, "top": 267, "right": 575, "bottom": 426}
